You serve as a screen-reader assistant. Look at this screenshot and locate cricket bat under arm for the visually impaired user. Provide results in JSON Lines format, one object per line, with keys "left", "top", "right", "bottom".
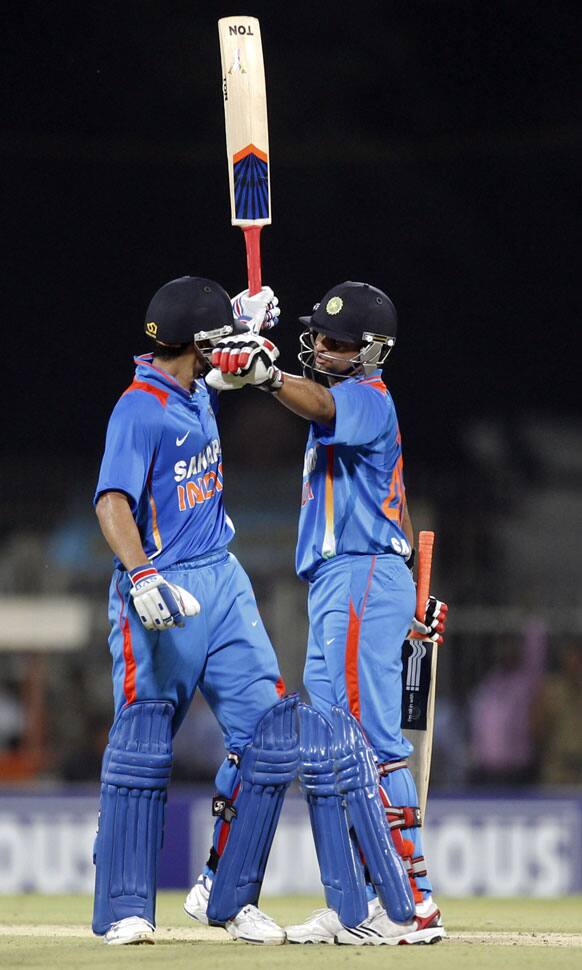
{"left": 218, "top": 17, "right": 271, "bottom": 295}
{"left": 402, "top": 531, "right": 439, "bottom": 819}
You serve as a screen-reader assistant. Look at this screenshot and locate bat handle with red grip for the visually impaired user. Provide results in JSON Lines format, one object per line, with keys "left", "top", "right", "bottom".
{"left": 242, "top": 225, "right": 263, "bottom": 295}
{"left": 415, "top": 530, "right": 435, "bottom": 622}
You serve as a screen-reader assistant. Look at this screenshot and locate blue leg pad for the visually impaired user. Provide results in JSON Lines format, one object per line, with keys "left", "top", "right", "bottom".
{"left": 331, "top": 705, "right": 414, "bottom": 924}
{"left": 298, "top": 704, "right": 368, "bottom": 927}
{"left": 207, "top": 695, "right": 299, "bottom": 924}
{"left": 92, "top": 701, "right": 174, "bottom": 935}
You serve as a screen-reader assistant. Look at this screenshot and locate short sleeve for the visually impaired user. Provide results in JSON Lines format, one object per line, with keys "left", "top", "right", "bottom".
{"left": 314, "top": 380, "right": 390, "bottom": 447}
{"left": 94, "top": 391, "right": 164, "bottom": 510}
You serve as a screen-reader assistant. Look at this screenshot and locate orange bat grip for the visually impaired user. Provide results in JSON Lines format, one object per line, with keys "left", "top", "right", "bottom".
{"left": 415, "top": 530, "right": 435, "bottom": 622}
{"left": 242, "top": 225, "right": 263, "bottom": 295}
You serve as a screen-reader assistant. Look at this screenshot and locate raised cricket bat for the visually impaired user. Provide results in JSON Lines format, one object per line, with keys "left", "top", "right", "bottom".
{"left": 402, "top": 531, "right": 439, "bottom": 818}
{"left": 218, "top": 16, "right": 271, "bottom": 295}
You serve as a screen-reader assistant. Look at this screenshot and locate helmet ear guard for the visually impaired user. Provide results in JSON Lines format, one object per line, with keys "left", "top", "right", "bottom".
{"left": 358, "top": 332, "right": 396, "bottom": 373}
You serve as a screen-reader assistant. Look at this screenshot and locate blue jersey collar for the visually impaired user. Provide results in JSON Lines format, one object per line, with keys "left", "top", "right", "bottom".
{"left": 133, "top": 354, "right": 194, "bottom": 399}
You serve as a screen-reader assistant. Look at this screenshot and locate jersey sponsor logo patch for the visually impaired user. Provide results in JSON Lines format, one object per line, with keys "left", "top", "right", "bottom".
{"left": 174, "top": 439, "right": 221, "bottom": 481}
{"left": 176, "top": 431, "right": 190, "bottom": 446}
{"left": 176, "top": 463, "right": 224, "bottom": 511}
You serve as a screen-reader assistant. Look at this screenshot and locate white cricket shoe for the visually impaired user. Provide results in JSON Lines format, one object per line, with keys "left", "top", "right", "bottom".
{"left": 285, "top": 907, "right": 343, "bottom": 944}
{"left": 184, "top": 873, "right": 211, "bottom": 925}
{"left": 104, "top": 916, "right": 155, "bottom": 945}
{"left": 225, "top": 904, "right": 286, "bottom": 944}
{"left": 335, "top": 895, "right": 445, "bottom": 946}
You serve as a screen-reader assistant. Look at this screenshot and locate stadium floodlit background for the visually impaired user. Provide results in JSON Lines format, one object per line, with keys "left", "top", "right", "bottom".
{"left": 2, "top": 0, "right": 581, "bottom": 903}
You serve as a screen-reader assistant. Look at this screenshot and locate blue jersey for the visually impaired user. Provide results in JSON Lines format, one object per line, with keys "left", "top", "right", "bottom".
{"left": 95, "top": 355, "right": 235, "bottom": 569}
{"left": 295, "top": 371, "right": 411, "bottom": 580}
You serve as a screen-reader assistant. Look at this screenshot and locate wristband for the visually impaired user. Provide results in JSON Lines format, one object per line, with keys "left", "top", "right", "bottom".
{"left": 129, "top": 563, "right": 158, "bottom": 587}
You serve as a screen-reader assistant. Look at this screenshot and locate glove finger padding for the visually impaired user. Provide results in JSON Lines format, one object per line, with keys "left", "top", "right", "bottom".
{"left": 165, "top": 581, "right": 201, "bottom": 618}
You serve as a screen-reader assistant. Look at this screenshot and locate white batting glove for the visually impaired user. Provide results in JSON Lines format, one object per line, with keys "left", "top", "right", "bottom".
{"left": 205, "top": 334, "right": 284, "bottom": 392}
{"left": 231, "top": 286, "right": 280, "bottom": 333}
{"left": 408, "top": 595, "right": 448, "bottom": 644}
{"left": 129, "top": 564, "right": 201, "bottom": 631}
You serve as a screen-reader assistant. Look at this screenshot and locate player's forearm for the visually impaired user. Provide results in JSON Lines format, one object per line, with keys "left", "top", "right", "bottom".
{"left": 95, "top": 491, "right": 149, "bottom": 571}
{"left": 272, "top": 373, "right": 336, "bottom": 426}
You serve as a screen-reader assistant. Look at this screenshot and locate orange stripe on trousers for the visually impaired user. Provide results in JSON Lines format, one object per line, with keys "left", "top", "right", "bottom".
{"left": 122, "top": 616, "right": 137, "bottom": 705}
{"left": 344, "top": 556, "right": 377, "bottom": 720}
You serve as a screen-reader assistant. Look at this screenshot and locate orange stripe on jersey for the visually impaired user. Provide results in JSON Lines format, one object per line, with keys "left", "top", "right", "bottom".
{"left": 382, "top": 453, "right": 405, "bottom": 524}
{"left": 122, "top": 380, "right": 169, "bottom": 407}
{"left": 146, "top": 459, "right": 163, "bottom": 557}
{"left": 360, "top": 378, "right": 387, "bottom": 395}
{"left": 344, "top": 556, "right": 377, "bottom": 721}
{"left": 322, "top": 446, "right": 336, "bottom": 558}
{"left": 149, "top": 492, "right": 163, "bottom": 555}
{"left": 275, "top": 677, "right": 286, "bottom": 698}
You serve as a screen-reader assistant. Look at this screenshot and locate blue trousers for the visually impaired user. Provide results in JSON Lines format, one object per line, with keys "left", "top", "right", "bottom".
{"left": 304, "top": 552, "right": 431, "bottom": 896}
{"left": 107, "top": 549, "right": 283, "bottom": 749}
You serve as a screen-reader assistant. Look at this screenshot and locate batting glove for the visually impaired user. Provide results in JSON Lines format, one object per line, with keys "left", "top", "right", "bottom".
{"left": 231, "top": 286, "right": 280, "bottom": 333}
{"left": 408, "top": 595, "right": 448, "bottom": 644}
{"left": 205, "top": 334, "right": 284, "bottom": 392}
{"left": 129, "top": 564, "right": 201, "bottom": 631}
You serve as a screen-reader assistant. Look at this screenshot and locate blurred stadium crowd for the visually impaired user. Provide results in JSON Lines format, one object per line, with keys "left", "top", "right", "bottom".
{"left": 1, "top": 399, "right": 581, "bottom": 791}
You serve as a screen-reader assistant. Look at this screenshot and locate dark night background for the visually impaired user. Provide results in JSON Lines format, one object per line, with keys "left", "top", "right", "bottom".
{"left": 1, "top": 0, "right": 582, "bottom": 794}
{"left": 1, "top": 0, "right": 580, "bottom": 535}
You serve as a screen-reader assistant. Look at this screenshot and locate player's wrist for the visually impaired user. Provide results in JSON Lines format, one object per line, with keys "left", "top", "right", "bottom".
{"left": 257, "top": 366, "right": 284, "bottom": 393}
{"left": 129, "top": 563, "right": 159, "bottom": 589}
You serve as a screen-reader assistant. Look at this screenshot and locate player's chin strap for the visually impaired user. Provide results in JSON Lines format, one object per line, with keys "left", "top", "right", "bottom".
{"left": 206, "top": 695, "right": 299, "bottom": 924}
{"left": 298, "top": 704, "right": 368, "bottom": 927}
{"left": 92, "top": 701, "right": 174, "bottom": 934}
{"left": 331, "top": 706, "right": 415, "bottom": 924}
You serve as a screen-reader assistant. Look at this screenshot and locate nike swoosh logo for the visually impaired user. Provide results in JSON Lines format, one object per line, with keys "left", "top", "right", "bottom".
{"left": 176, "top": 432, "right": 190, "bottom": 446}
{"left": 326, "top": 637, "right": 336, "bottom": 646}
{"left": 251, "top": 620, "right": 258, "bottom": 627}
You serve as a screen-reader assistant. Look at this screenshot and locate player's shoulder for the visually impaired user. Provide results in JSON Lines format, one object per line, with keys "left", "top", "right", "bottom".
{"left": 354, "top": 374, "right": 389, "bottom": 397}
{"left": 109, "top": 379, "right": 169, "bottom": 424}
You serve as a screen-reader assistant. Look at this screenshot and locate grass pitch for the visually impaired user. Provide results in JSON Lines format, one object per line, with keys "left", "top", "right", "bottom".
{"left": 0, "top": 894, "right": 581, "bottom": 970}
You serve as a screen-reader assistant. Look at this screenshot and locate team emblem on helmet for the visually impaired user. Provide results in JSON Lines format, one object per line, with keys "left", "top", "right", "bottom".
{"left": 145, "top": 320, "right": 158, "bottom": 336}
{"left": 326, "top": 296, "right": 343, "bottom": 315}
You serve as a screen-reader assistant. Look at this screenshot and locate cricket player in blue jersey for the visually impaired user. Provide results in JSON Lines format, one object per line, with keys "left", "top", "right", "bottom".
{"left": 92, "top": 276, "right": 299, "bottom": 946}
{"left": 207, "top": 281, "right": 448, "bottom": 945}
